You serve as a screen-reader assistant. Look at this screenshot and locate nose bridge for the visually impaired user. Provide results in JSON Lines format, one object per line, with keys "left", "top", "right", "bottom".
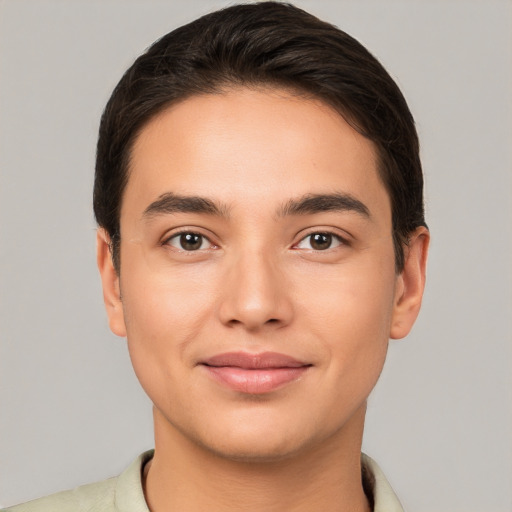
{"left": 219, "top": 243, "right": 292, "bottom": 330}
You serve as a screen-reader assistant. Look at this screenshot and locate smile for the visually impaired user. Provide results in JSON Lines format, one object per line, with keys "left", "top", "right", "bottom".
{"left": 200, "top": 351, "right": 312, "bottom": 394}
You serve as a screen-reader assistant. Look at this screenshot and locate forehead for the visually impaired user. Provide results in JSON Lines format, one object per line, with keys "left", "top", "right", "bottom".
{"left": 124, "top": 87, "right": 389, "bottom": 221}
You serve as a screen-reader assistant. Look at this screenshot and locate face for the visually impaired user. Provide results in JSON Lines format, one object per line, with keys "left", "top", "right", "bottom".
{"left": 98, "top": 87, "right": 427, "bottom": 461}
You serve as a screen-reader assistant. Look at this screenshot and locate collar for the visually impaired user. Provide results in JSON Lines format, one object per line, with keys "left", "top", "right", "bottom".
{"left": 361, "top": 453, "right": 404, "bottom": 512}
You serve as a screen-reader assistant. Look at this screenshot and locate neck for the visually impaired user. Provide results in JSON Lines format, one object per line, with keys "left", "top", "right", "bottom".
{"left": 143, "top": 405, "right": 371, "bottom": 512}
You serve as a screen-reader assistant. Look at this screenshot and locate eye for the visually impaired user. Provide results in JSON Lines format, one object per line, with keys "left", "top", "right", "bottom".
{"left": 295, "top": 232, "right": 344, "bottom": 251}
{"left": 165, "top": 232, "right": 212, "bottom": 251}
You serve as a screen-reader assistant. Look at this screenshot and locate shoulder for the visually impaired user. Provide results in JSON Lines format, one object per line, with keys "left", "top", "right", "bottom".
{"left": 2, "top": 451, "right": 153, "bottom": 512}
{"left": 2, "top": 478, "right": 117, "bottom": 512}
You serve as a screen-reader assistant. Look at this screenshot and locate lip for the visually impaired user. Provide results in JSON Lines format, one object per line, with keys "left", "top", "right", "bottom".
{"left": 200, "top": 351, "right": 312, "bottom": 394}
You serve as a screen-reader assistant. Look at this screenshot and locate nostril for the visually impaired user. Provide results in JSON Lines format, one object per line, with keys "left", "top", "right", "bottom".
{"left": 226, "top": 317, "right": 281, "bottom": 329}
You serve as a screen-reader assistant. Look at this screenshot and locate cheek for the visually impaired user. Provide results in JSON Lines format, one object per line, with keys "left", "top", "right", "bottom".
{"left": 118, "top": 250, "right": 220, "bottom": 392}
{"left": 296, "top": 254, "right": 397, "bottom": 382}
{"left": 299, "top": 258, "right": 396, "bottom": 338}
{"left": 316, "top": 273, "right": 395, "bottom": 418}
{"left": 120, "top": 244, "right": 219, "bottom": 336}
{"left": 120, "top": 278, "right": 212, "bottom": 418}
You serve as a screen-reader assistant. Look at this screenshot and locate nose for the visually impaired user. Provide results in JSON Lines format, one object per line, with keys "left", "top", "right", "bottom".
{"left": 218, "top": 249, "right": 294, "bottom": 331}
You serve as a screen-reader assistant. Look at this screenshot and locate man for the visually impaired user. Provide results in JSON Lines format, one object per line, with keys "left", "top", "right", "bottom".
{"left": 5, "top": 2, "right": 428, "bottom": 511}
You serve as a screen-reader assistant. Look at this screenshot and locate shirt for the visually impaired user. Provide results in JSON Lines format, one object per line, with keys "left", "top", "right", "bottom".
{"left": 3, "top": 451, "right": 404, "bottom": 512}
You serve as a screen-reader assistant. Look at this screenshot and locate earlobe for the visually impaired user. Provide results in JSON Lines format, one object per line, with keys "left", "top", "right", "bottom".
{"left": 390, "top": 226, "right": 430, "bottom": 340}
{"left": 96, "top": 228, "right": 127, "bottom": 337}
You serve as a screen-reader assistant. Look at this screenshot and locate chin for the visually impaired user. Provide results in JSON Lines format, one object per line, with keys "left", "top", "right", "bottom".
{"left": 198, "top": 431, "right": 310, "bottom": 464}
{"left": 188, "top": 410, "right": 329, "bottom": 464}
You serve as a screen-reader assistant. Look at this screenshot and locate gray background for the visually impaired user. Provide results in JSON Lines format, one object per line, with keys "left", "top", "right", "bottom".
{"left": 1, "top": 1, "right": 511, "bottom": 510}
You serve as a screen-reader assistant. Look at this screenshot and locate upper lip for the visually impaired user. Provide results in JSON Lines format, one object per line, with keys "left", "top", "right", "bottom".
{"left": 201, "top": 351, "right": 310, "bottom": 369}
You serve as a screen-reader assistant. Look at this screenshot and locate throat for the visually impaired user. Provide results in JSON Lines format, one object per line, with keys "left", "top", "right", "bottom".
{"left": 143, "top": 443, "right": 372, "bottom": 512}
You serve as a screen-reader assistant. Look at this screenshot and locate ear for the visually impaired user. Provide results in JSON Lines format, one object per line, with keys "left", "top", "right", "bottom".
{"left": 96, "top": 228, "right": 127, "bottom": 337}
{"left": 390, "top": 226, "right": 430, "bottom": 339}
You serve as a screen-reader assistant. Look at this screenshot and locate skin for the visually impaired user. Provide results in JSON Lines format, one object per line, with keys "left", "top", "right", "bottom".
{"left": 97, "top": 87, "right": 429, "bottom": 512}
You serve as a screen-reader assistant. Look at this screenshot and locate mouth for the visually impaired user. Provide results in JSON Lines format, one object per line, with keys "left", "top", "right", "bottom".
{"left": 199, "top": 352, "right": 312, "bottom": 394}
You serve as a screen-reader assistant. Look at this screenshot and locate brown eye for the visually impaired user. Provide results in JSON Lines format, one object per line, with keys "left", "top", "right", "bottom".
{"left": 166, "top": 232, "right": 210, "bottom": 251}
{"left": 295, "top": 232, "right": 343, "bottom": 251}
{"left": 310, "top": 233, "right": 333, "bottom": 250}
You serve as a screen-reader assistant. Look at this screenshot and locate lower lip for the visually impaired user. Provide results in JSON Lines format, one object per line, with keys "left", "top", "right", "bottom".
{"left": 202, "top": 365, "right": 310, "bottom": 394}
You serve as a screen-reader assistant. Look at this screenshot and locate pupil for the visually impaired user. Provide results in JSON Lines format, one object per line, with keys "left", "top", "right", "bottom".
{"left": 311, "top": 233, "right": 331, "bottom": 250}
{"left": 180, "top": 233, "right": 202, "bottom": 250}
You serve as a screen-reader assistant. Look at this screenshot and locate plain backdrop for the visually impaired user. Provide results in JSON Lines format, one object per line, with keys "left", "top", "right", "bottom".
{"left": 1, "top": 1, "right": 511, "bottom": 511}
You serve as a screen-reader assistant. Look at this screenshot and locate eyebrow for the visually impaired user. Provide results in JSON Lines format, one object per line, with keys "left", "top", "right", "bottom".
{"left": 278, "top": 193, "right": 370, "bottom": 219}
{"left": 142, "top": 192, "right": 230, "bottom": 219}
{"left": 142, "top": 191, "right": 370, "bottom": 222}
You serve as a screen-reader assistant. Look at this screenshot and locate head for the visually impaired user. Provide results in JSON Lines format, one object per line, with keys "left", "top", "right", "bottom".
{"left": 95, "top": 2, "right": 429, "bottom": 463}
{"left": 94, "top": 1, "right": 425, "bottom": 274}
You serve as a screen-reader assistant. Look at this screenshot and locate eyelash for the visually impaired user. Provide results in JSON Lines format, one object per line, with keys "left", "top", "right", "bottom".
{"left": 163, "top": 229, "right": 348, "bottom": 252}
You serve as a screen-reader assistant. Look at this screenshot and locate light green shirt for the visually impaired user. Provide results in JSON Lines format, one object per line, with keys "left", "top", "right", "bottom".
{"left": 3, "top": 451, "right": 404, "bottom": 512}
